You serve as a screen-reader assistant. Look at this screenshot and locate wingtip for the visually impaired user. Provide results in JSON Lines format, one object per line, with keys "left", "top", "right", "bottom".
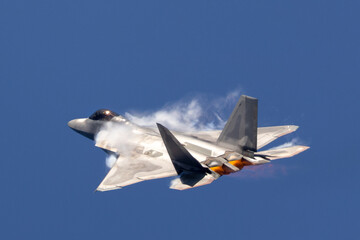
{"left": 156, "top": 123, "right": 169, "bottom": 134}
{"left": 289, "top": 125, "right": 299, "bottom": 132}
{"left": 301, "top": 146, "right": 310, "bottom": 151}
{"left": 156, "top": 123, "right": 165, "bottom": 129}
{"left": 95, "top": 186, "right": 122, "bottom": 192}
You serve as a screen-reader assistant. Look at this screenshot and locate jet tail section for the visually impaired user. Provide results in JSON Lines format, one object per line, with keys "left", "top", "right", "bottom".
{"left": 256, "top": 145, "right": 310, "bottom": 160}
{"left": 217, "top": 95, "right": 258, "bottom": 153}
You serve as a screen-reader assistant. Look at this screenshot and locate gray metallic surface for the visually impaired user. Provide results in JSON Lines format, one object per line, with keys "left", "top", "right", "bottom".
{"left": 179, "top": 172, "right": 206, "bottom": 187}
{"left": 68, "top": 118, "right": 104, "bottom": 140}
{"left": 96, "top": 154, "right": 176, "bottom": 191}
{"left": 181, "top": 125, "right": 299, "bottom": 150}
{"left": 157, "top": 123, "right": 209, "bottom": 175}
{"left": 257, "top": 125, "right": 298, "bottom": 149}
{"left": 217, "top": 95, "right": 258, "bottom": 152}
{"left": 68, "top": 96, "right": 309, "bottom": 191}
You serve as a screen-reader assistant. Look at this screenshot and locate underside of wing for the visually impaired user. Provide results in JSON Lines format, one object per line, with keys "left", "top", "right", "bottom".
{"left": 96, "top": 154, "right": 177, "bottom": 191}
{"left": 94, "top": 125, "right": 180, "bottom": 191}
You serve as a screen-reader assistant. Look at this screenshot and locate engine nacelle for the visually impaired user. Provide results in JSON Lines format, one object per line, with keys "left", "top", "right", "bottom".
{"left": 203, "top": 152, "right": 253, "bottom": 176}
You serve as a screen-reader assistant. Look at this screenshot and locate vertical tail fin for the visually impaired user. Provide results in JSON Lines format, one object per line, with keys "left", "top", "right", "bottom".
{"left": 217, "top": 95, "right": 258, "bottom": 153}
{"left": 156, "top": 123, "right": 210, "bottom": 175}
{"left": 157, "top": 123, "right": 217, "bottom": 189}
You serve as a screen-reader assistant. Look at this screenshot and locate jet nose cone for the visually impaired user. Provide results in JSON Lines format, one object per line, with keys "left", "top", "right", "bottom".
{"left": 67, "top": 118, "right": 98, "bottom": 140}
{"left": 67, "top": 118, "right": 87, "bottom": 131}
{"left": 68, "top": 119, "right": 77, "bottom": 129}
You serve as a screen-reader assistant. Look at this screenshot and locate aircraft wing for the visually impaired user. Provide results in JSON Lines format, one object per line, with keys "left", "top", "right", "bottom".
{"left": 97, "top": 153, "right": 177, "bottom": 191}
{"left": 95, "top": 126, "right": 179, "bottom": 191}
{"left": 183, "top": 125, "right": 299, "bottom": 150}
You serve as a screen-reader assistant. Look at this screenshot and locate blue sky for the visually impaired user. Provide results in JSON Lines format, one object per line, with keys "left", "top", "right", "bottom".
{"left": 1, "top": 1, "right": 359, "bottom": 239}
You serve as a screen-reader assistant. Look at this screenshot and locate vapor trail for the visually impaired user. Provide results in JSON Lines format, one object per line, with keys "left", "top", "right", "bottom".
{"left": 269, "top": 138, "right": 300, "bottom": 150}
{"left": 125, "top": 90, "right": 241, "bottom": 132}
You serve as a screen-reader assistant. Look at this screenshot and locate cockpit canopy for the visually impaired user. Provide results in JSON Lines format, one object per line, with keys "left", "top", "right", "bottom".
{"left": 89, "top": 109, "right": 119, "bottom": 121}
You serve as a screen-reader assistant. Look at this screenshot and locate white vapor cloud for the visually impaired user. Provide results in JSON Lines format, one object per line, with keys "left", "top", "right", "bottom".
{"left": 125, "top": 90, "right": 241, "bottom": 132}
{"left": 269, "top": 138, "right": 300, "bottom": 150}
{"left": 105, "top": 154, "right": 117, "bottom": 168}
{"left": 96, "top": 122, "right": 143, "bottom": 157}
{"left": 125, "top": 99, "right": 203, "bottom": 132}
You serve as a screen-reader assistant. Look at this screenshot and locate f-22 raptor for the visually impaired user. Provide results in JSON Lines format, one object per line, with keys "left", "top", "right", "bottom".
{"left": 68, "top": 95, "right": 309, "bottom": 191}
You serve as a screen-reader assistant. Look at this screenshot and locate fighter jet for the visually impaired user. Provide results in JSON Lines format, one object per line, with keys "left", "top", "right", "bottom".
{"left": 68, "top": 95, "right": 309, "bottom": 191}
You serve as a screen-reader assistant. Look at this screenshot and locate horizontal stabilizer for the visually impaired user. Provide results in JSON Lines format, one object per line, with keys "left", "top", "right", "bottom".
{"left": 257, "top": 125, "right": 299, "bottom": 150}
{"left": 157, "top": 123, "right": 210, "bottom": 175}
{"left": 256, "top": 145, "right": 309, "bottom": 160}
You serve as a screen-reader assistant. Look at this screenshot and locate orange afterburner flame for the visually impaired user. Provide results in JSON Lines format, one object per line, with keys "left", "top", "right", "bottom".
{"left": 210, "top": 158, "right": 252, "bottom": 176}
